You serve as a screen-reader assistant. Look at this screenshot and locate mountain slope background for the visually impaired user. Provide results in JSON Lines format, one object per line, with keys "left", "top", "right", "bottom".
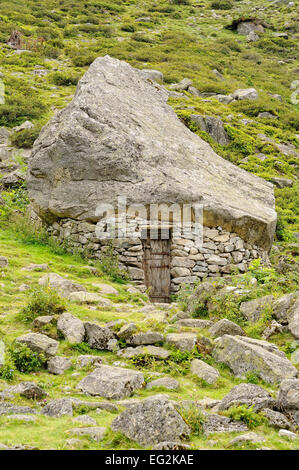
{"left": 0, "top": 0, "right": 298, "bottom": 451}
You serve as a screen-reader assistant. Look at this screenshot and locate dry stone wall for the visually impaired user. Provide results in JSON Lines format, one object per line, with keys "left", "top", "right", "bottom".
{"left": 47, "top": 216, "right": 267, "bottom": 294}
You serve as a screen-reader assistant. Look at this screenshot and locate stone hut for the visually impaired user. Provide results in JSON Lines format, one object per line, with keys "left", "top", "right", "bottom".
{"left": 28, "top": 56, "right": 277, "bottom": 303}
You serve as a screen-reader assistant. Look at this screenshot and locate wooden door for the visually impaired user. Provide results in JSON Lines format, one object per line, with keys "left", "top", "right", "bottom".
{"left": 143, "top": 237, "right": 171, "bottom": 303}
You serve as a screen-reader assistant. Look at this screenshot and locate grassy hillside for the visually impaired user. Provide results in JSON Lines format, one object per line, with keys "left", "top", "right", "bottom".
{"left": 0, "top": 0, "right": 298, "bottom": 237}
{"left": 0, "top": 0, "right": 298, "bottom": 451}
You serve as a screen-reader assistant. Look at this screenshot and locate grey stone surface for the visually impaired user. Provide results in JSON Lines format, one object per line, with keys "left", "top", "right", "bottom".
{"left": 228, "top": 432, "right": 265, "bottom": 447}
{"left": 146, "top": 378, "right": 179, "bottom": 391}
{"left": 218, "top": 383, "right": 276, "bottom": 411}
{"left": 240, "top": 295, "right": 274, "bottom": 323}
{"left": 190, "top": 115, "right": 230, "bottom": 145}
{"left": 57, "top": 312, "right": 85, "bottom": 344}
{"left": 42, "top": 398, "right": 73, "bottom": 417}
{"left": 77, "top": 365, "right": 144, "bottom": 399}
{"left": 84, "top": 322, "right": 115, "bottom": 350}
{"left": 117, "top": 345, "right": 170, "bottom": 359}
{"left": 67, "top": 427, "right": 106, "bottom": 441}
{"left": 47, "top": 356, "right": 72, "bottom": 375}
{"left": 209, "top": 319, "right": 245, "bottom": 337}
{"left": 39, "top": 272, "right": 85, "bottom": 298}
{"left": 16, "top": 332, "right": 59, "bottom": 358}
{"left": 190, "top": 359, "right": 219, "bottom": 384}
{"left": 28, "top": 56, "right": 276, "bottom": 251}
{"left": 277, "top": 378, "right": 299, "bottom": 411}
{"left": 203, "top": 413, "right": 248, "bottom": 436}
{"left": 111, "top": 396, "right": 191, "bottom": 446}
{"left": 261, "top": 408, "right": 292, "bottom": 429}
{"left": 166, "top": 333, "right": 197, "bottom": 352}
{"left": 213, "top": 335, "right": 297, "bottom": 383}
{"left": 127, "top": 331, "right": 164, "bottom": 346}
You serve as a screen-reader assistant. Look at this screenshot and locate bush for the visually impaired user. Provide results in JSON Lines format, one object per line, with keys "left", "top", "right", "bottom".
{"left": 224, "top": 405, "right": 267, "bottom": 429}
{"left": 177, "top": 404, "right": 206, "bottom": 435}
{"left": 72, "top": 53, "right": 97, "bottom": 67}
{"left": 0, "top": 361, "right": 15, "bottom": 380}
{"left": 10, "top": 342, "right": 46, "bottom": 373}
{"left": 50, "top": 71, "right": 80, "bottom": 86}
{"left": 10, "top": 127, "right": 41, "bottom": 148}
{"left": 210, "top": 1, "right": 233, "bottom": 9}
{"left": 99, "top": 244, "right": 128, "bottom": 282}
{"left": 19, "top": 286, "right": 66, "bottom": 323}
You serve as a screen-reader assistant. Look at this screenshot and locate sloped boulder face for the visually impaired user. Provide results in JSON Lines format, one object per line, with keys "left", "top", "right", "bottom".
{"left": 111, "top": 396, "right": 191, "bottom": 446}
{"left": 27, "top": 55, "right": 276, "bottom": 251}
{"left": 77, "top": 365, "right": 144, "bottom": 399}
{"left": 213, "top": 335, "right": 297, "bottom": 384}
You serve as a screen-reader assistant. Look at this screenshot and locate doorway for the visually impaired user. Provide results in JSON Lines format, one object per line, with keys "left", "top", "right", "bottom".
{"left": 142, "top": 236, "right": 171, "bottom": 303}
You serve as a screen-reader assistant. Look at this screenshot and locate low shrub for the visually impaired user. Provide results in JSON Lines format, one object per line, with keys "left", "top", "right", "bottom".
{"left": 178, "top": 404, "right": 206, "bottom": 435}
{"left": 10, "top": 342, "right": 46, "bottom": 373}
{"left": 224, "top": 405, "right": 267, "bottom": 429}
{"left": 19, "top": 286, "right": 66, "bottom": 323}
{"left": 10, "top": 126, "right": 41, "bottom": 148}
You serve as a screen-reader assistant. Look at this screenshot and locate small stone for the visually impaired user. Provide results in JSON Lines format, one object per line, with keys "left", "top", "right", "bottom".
{"left": 190, "top": 359, "right": 219, "bottom": 384}
{"left": 146, "top": 378, "right": 179, "bottom": 391}
{"left": 67, "top": 427, "right": 106, "bottom": 442}
{"left": 228, "top": 432, "right": 265, "bottom": 447}
{"left": 42, "top": 399, "right": 73, "bottom": 417}
{"left": 47, "top": 356, "right": 72, "bottom": 375}
{"left": 73, "top": 415, "right": 97, "bottom": 426}
{"left": 278, "top": 429, "right": 297, "bottom": 440}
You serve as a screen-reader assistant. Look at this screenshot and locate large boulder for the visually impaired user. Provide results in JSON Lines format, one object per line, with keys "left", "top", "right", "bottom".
{"left": 57, "top": 313, "right": 85, "bottom": 344}
{"left": 127, "top": 331, "right": 164, "bottom": 346}
{"left": 77, "top": 365, "right": 144, "bottom": 399}
{"left": 240, "top": 295, "right": 274, "bottom": 323}
{"left": 111, "top": 396, "right": 191, "bottom": 446}
{"left": 218, "top": 383, "right": 276, "bottom": 411}
{"left": 209, "top": 319, "right": 245, "bottom": 337}
{"left": 213, "top": 335, "right": 297, "bottom": 383}
{"left": 84, "top": 322, "right": 115, "bottom": 350}
{"left": 27, "top": 55, "right": 276, "bottom": 251}
{"left": 190, "top": 359, "right": 219, "bottom": 384}
{"left": 47, "top": 356, "right": 72, "bottom": 375}
{"left": 277, "top": 379, "right": 299, "bottom": 412}
{"left": 189, "top": 115, "right": 230, "bottom": 145}
{"left": 42, "top": 398, "right": 73, "bottom": 417}
{"left": 16, "top": 333, "right": 59, "bottom": 358}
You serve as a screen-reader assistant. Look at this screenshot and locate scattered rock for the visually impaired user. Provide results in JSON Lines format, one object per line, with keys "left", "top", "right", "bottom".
{"left": 240, "top": 295, "right": 274, "bottom": 323}
{"left": 42, "top": 399, "right": 73, "bottom": 417}
{"left": 92, "top": 283, "right": 118, "bottom": 295}
{"left": 146, "top": 378, "right": 179, "bottom": 391}
{"left": 77, "top": 365, "right": 144, "bottom": 399}
{"left": 190, "top": 359, "right": 220, "bottom": 384}
{"left": 84, "top": 322, "right": 116, "bottom": 350}
{"left": 47, "top": 356, "right": 72, "bottom": 375}
{"left": 0, "top": 256, "right": 8, "bottom": 267}
{"left": 231, "top": 88, "right": 259, "bottom": 100}
{"left": 111, "top": 396, "right": 191, "bottom": 446}
{"left": 218, "top": 383, "right": 276, "bottom": 411}
{"left": 76, "top": 355, "right": 102, "bottom": 369}
{"left": 57, "top": 313, "right": 85, "bottom": 344}
{"left": 67, "top": 427, "right": 106, "bottom": 442}
{"left": 22, "top": 263, "right": 48, "bottom": 271}
{"left": 166, "top": 333, "right": 197, "bottom": 352}
{"left": 139, "top": 69, "right": 163, "bottom": 82}
{"left": 127, "top": 331, "right": 164, "bottom": 346}
{"left": 0, "top": 403, "right": 36, "bottom": 416}
{"left": 73, "top": 415, "right": 97, "bottom": 426}
{"left": 176, "top": 319, "right": 213, "bottom": 328}
{"left": 228, "top": 432, "right": 265, "bottom": 447}
{"left": 7, "top": 381, "right": 46, "bottom": 400}
{"left": 277, "top": 378, "right": 299, "bottom": 411}
{"left": 153, "top": 441, "right": 190, "bottom": 450}
{"left": 16, "top": 333, "right": 59, "bottom": 358}
{"left": 203, "top": 414, "right": 248, "bottom": 436}
{"left": 213, "top": 335, "right": 297, "bottom": 383}
{"left": 69, "top": 292, "right": 111, "bottom": 306}
{"left": 6, "top": 414, "right": 36, "bottom": 423}
{"left": 278, "top": 429, "right": 297, "bottom": 440}
{"left": 261, "top": 408, "right": 292, "bottom": 429}
{"left": 189, "top": 115, "right": 230, "bottom": 145}
{"left": 33, "top": 315, "right": 54, "bottom": 328}
{"left": 117, "top": 345, "right": 170, "bottom": 359}
{"left": 117, "top": 323, "right": 137, "bottom": 340}
{"left": 209, "top": 319, "right": 245, "bottom": 337}
{"left": 39, "top": 273, "right": 85, "bottom": 298}
{"left": 271, "top": 177, "right": 293, "bottom": 189}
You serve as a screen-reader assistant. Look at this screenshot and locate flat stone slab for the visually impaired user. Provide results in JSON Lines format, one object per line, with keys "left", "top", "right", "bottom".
{"left": 67, "top": 427, "right": 106, "bottom": 442}
{"left": 117, "top": 345, "right": 170, "bottom": 359}
{"left": 77, "top": 365, "right": 144, "bottom": 399}
{"left": 166, "top": 333, "right": 197, "bottom": 352}
{"left": 176, "top": 319, "right": 213, "bottom": 328}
